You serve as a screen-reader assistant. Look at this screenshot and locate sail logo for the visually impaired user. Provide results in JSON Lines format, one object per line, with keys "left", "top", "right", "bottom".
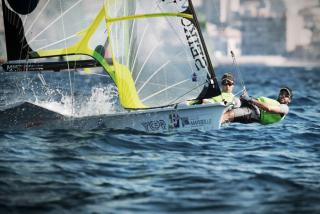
{"left": 181, "top": 19, "right": 207, "bottom": 71}
{"left": 142, "top": 120, "right": 166, "bottom": 132}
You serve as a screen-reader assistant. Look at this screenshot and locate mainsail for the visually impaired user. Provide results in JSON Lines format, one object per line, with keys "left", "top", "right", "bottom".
{"left": 2, "top": 0, "right": 221, "bottom": 109}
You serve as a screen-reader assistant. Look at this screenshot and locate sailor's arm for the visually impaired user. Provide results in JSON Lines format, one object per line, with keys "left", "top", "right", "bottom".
{"left": 250, "top": 99, "right": 283, "bottom": 114}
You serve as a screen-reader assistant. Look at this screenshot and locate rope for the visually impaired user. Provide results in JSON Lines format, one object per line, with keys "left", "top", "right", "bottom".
{"left": 169, "top": 80, "right": 208, "bottom": 105}
{"left": 230, "top": 51, "right": 247, "bottom": 95}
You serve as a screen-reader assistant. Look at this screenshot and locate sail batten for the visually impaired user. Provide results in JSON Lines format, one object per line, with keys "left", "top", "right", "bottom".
{"left": 126, "top": 18, "right": 136, "bottom": 68}
{"left": 137, "top": 60, "right": 170, "bottom": 94}
{"left": 24, "top": 0, "right": 51, "bottom": 36}
{"left": 34, "top": 34, "right": 78, "bottom": 51}
{"left": 134, "top": 43, "right": 159, "bottom": 84}
{"left": 130, "top": 23, "right": 149, "bottom": 75}
{"left": 27, "top": 0, "right": 83, "bottom": 46}
{"left": 141, "top": 78, "right": 190, "bottom": 103}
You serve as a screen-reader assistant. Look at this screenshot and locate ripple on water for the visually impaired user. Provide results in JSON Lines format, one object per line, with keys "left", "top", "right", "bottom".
{"left": 1, "top": 66, "right": 320, "bottom": 213}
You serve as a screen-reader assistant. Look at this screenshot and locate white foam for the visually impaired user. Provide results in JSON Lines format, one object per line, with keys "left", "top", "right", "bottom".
{"left": 34, "top": 85, "right": 119, "bottom": 117}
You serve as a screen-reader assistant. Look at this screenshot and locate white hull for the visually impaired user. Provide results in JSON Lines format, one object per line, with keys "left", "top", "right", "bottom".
{"left": 69, "top": 103, "right": 225, "bottom": 132}
{"left": 0, "top": 102, "right": 225, "bottom": 132}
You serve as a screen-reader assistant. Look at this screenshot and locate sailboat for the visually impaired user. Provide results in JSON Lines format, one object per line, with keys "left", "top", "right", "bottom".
{"left": 0, "top": 0, "right": 226, "bottom": 132}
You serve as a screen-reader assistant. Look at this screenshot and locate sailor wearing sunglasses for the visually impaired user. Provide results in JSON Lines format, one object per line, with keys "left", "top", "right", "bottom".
{"left": 203, "top": 73, "right": 241, "bottom": 108}
{"left": 222, "top": 87, "right": 293, "bottom": 125}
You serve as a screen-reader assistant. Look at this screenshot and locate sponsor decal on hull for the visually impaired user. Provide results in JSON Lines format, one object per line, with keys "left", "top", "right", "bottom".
{"left": 181, "top": 117, "right": 212, "bottom": 128}
{"left": 169, "top": 112, "right": 180, "bottom": 129}
{"left": 142, "top": 120, "right": 166, "bottom": 132}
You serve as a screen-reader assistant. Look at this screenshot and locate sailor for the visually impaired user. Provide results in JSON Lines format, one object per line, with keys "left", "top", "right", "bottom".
{"left": 222, "top": 87, "right": 293, "bottom": 125}
{"left": 202, "top": 72, "right": 241, "bottom": 108}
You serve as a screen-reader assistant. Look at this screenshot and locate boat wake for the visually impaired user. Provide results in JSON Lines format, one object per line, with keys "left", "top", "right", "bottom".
{"left": 33, "top": 85, "right": 119, "bottom": 117}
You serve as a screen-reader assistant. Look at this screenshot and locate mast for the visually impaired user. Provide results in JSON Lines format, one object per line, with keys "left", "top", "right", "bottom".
{"left": 187, "top": 0, "right": 221, "bottom": 98}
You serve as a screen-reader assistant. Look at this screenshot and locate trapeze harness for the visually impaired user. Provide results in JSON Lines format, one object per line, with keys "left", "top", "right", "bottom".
{"left": 257, "top": 97, "right": 286, "bottom": 125}
{"left": 208, "top": 92, "right": 234, "bottom": 104}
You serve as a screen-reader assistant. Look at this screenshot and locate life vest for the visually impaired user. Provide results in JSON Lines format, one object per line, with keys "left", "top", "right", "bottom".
{"left": 207, "top": 92, "right": 234, "bottom": 104}
{"left": 257, "top": 97, "right": 285, "bottom": 125}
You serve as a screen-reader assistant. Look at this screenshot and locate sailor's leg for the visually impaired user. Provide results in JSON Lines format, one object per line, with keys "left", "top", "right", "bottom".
{"left": 222, "top": 107, "right": 257, "bottom": 124}
{"left": 222, "top": 109, "right": 236, "bottom": 124}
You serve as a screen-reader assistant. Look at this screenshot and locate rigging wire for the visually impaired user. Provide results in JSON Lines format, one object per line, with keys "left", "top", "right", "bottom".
{"left": 59, "top": 0, "right": 74, "bottom": 116}
{"left": 204, "top": 2, "right": 247, "bottom": 96}
{"left": 205, "top": 1, "right": 221, "bottom": 69}
{"left": 230, "top": 50, "right": 246, "bottom": 95}
{"left": 169, "top": 80, "right": 208, "bottom": 105}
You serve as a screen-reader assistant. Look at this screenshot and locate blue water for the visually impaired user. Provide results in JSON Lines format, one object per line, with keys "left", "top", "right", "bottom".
{"left": 1, "top": 65, "right": 320, "bottom": 213}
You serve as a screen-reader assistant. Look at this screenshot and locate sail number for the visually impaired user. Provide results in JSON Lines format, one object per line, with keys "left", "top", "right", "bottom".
{"left": 181, "top": 19, "right": 207, "bottom": 71}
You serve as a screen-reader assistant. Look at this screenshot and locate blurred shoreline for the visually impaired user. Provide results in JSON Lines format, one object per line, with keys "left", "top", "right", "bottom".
{"left": 214, "top": 55, "right": 320, "bottom": 68}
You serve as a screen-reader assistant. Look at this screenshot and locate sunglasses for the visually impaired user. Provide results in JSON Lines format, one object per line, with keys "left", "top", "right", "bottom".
{"left": 222, "top": 80, "right": 234, "bottom": 86}
{"left": 279, "top": 92, "right": 291, "bottom": 98}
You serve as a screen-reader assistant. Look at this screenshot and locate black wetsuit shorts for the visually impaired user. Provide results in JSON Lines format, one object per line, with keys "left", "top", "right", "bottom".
{"left": 233, "top": 104, "right": 260, "bottom": 123}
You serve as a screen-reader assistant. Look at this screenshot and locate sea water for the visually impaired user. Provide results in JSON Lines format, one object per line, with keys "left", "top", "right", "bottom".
{"left": 0, "top": 65, "right": 320, "bottom": 213}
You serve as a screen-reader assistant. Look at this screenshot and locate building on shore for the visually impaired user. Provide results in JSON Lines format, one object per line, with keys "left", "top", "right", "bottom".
{"left": 241, "top": 16, "right": 286, "bottom": 56}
